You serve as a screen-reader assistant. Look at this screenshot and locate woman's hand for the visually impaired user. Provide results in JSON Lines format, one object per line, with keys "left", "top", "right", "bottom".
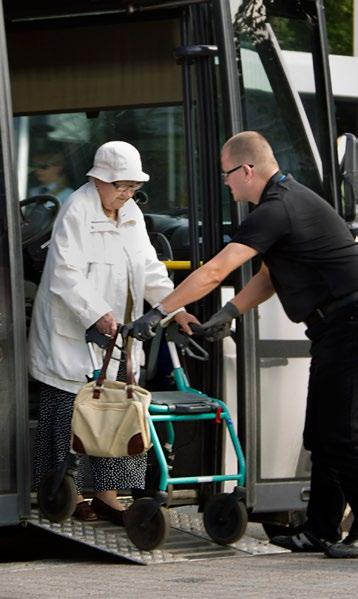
{"left": 95, "top": 311, "right": 118, "bottom": 336}
{"left": 174, "top": 311, "right": 200, "bottom": 335}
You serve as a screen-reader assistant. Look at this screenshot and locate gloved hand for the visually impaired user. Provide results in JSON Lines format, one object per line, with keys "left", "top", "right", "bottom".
{"left": 201, "top": 302, "right": 240, "bottom": 341}
{"left": 121, "top": 307, "right": 163, "bottom": 341}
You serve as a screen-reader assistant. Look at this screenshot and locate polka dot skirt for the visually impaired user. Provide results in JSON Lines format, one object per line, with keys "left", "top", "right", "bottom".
{"left": 32, "top": 382, "right": 147, "bottom": 493}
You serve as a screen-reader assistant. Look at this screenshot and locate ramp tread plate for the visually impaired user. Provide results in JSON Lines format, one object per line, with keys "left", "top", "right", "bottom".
{"left": 169, "top": 511, "right": 290, "bottom": 556}
{"left": 29, "top": 508, "right": 288, "bottom": 565}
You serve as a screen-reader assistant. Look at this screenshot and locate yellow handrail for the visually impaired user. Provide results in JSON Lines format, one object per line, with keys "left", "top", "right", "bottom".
{"left": 162, "top": 260, "right": 203, "bottom": 270}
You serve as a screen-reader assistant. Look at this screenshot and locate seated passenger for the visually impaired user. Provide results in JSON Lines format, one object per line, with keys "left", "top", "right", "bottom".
{"left": 28, "top": 148, "right": 74, "bottom": 205}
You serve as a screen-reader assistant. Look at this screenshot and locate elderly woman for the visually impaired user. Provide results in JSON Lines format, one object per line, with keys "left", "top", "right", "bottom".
{"left": 29, "top": 141, "right": 196, "bottom": 523}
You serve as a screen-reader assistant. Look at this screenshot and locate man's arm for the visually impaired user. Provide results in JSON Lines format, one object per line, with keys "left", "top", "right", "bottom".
{"left": 159, "top": 242, "right": 258, "bottom": 313}
{"left": 231, "top": 262, "right": 275, "bottom": 314}
{"left": 199, "top": 262, "right": 275, "bottom": 340}
{"left": 121, "top": 242, "right": 258, "bottom": 341}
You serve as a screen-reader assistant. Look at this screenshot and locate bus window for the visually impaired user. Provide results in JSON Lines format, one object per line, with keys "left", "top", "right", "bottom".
{"left": 234, "top": 4, "right": 322, "bottom": 193}
{"left": 236, "top": 34, "right": 323, "bottom": 193}
{"left": 15, "top": 106, "right": 187, "bottom": 214}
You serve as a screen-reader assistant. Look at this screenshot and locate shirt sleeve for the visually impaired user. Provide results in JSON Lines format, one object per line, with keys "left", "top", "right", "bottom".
{"left": 231, "top": 199, "right": 291, "bottom": 254}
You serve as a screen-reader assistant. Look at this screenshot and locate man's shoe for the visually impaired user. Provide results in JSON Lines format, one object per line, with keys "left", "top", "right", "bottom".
{"left": 325, "top": 535, "right": 358, "bottom": 558}
{"left": 270, "top": 530, "right": 328, "bottom": 552}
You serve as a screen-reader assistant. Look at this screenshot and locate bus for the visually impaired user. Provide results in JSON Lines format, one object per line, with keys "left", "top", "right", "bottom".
{"left": 0, "top": 0, "right": 357, "bottom": 558}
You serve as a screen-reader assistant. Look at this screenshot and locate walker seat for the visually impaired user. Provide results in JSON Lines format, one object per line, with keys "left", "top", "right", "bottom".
{"left": 150, "top": 391, "right": 220, "bottom": 414}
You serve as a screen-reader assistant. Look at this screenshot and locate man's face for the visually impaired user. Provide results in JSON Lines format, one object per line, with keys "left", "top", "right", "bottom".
{"left": 221, "top": 148, "right": 248, "bottom": 202}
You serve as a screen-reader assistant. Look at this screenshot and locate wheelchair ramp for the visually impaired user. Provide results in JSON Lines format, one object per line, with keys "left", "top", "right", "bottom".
{"left": 29, "top": 507, "right": 289, "bottom": 565}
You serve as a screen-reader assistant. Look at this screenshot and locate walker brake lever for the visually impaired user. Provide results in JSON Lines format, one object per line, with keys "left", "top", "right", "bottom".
{"left": 165, "top": 322, "right": 209, "bottom": 361}
{"left": 185, "top": 337, "right": 209, "bottom": 361}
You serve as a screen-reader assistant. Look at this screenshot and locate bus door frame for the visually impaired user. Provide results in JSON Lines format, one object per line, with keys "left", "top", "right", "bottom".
{"left": 214, "top": 0, "right": 340, "bottom": 515}
{"left": 0, "top": 0, "right": 30, "bottom": 525}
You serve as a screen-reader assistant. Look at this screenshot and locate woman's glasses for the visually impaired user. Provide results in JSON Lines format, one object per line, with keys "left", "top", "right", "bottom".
{"left": 111, "top": 182, "right": 143, "bottom": 192}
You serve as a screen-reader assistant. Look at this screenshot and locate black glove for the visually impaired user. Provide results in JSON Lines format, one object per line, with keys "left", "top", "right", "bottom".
{"left": 121, "top": 307, "right": 163, "bottom": 341}
{"left": 201, "top": 302, "right": 240, "bottom": 341}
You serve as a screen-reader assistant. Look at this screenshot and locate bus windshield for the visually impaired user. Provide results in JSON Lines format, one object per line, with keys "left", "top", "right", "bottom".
{"left": 231, "top": 0, "right": 324, "bottom": 194}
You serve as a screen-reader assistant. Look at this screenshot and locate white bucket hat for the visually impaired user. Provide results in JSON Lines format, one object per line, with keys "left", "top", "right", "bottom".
{"left": 86, "top": 141, "right": 149, "bottom": 182}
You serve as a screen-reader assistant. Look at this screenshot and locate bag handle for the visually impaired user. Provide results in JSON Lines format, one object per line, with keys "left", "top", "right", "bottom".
{"left": 93, "top": 325, "right": 135, "bottom": 399}
{"left": 123, "top": 336, "right": 135, "bottom": 396}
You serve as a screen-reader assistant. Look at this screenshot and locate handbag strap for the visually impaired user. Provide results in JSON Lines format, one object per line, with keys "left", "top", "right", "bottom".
{"left": 93, "top": 325, "right": 135, "bottom": 400}
{"left": 123, "top": 337, "right": 134, "bottom": 399}
{"left": 93, "top": 325, "right": 120, "bottom": 398}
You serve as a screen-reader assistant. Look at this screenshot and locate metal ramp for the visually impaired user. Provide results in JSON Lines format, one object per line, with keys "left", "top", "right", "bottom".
{"left": 29, "top": 507, "right": 289, "bottom": 565}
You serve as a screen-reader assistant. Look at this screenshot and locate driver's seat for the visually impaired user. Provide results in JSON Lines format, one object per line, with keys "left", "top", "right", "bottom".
{"left": 21, "top": 194, "right": 61, "bottom": 284}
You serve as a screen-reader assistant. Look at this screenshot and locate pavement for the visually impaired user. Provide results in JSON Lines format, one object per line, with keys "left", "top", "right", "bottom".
{"left": 0, "top": 522, "right": 358, "bottom": 599}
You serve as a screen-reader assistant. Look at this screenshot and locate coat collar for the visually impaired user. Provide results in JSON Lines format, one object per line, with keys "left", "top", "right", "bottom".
{"left": 118, "top": 197, "right": 138, "bottom": 225}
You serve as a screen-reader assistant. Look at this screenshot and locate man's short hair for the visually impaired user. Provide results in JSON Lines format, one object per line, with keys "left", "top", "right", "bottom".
{"left": 223, "top": 131, "right": 278, "bottom": 176}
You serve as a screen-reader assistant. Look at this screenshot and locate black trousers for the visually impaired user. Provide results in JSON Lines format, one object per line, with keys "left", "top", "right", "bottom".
{"left": 303, "top": 302, "right": 358, "bottom": 542}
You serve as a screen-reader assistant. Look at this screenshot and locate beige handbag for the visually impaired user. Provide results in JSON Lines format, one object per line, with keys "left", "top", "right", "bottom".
{"left": 71, "top": 327, "right": 151, "bottom": 458}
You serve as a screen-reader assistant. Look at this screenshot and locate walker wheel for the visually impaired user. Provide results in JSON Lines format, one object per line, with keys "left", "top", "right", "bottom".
{"left": 203, "top": 493, "right": 248, "bottom": 545}
{"left": 37, "top": 469, "right": 77, "bottom": 522}
{"left": 125, "top": 497, "right": 170, "bottom": 551}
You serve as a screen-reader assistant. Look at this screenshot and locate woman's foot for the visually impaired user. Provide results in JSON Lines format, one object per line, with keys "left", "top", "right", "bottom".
{"left": 91, "top": 496, "right": 127, "bottom": 526}
{"left": 72, "top": 500, "right": 98, "bottom": 522}
{"left": 93, "top": 490, "right": 126, "bottom": 511}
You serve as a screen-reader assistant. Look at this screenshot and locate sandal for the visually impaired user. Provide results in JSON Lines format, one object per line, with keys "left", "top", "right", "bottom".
{"left": 72, "top": 500, "right": 98, "bottom": 522}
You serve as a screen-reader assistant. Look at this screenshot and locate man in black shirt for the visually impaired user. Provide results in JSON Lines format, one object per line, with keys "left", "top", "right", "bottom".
{"left": 124, "top": 131, "right": 358, "bottom": 558}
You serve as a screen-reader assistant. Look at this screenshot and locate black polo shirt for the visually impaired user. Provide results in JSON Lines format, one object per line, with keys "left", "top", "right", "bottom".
{"left": 231, "top": 172, "right": 358, "bottom": 322}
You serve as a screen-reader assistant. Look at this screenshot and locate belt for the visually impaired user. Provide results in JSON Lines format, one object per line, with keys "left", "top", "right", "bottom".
{"left": 304, "top": 290, "right": 358, "bottom": 328}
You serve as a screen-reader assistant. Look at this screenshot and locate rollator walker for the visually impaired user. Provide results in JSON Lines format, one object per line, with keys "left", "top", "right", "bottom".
{"left": 37, "top": 321, "right": 247, "bottom": 552}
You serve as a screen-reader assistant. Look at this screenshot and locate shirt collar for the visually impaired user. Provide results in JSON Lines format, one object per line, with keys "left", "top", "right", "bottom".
{"left": 259, "top": 171, "right": 287, "bottom": 203}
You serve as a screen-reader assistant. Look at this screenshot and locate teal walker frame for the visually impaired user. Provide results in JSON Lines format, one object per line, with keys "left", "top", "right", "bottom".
{"left": 149, "top": 350, "right": 246, "bottom": 492}
{"left": 124, "top": 323, "right": 248, "bottom": 551}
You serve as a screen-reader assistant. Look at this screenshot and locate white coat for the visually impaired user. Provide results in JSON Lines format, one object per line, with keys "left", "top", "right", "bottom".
{"left": 28, "top": 181, "right": 174, "bottom": 393}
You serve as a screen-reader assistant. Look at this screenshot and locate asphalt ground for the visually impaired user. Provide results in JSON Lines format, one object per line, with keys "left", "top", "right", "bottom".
{"left": 0, "top": 522, "right": 357, "bottom": 599}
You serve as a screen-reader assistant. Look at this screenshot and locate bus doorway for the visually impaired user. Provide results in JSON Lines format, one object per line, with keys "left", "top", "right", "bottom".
{"left": 0, "top": 0, "right": 357, "bottom": 559}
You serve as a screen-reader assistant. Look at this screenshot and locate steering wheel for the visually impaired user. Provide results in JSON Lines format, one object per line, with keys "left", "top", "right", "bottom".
{"left": 20, "top": 194, "right": 61, "bottom": 247}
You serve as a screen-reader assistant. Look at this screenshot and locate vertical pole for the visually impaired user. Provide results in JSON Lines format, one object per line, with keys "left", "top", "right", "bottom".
{"left": 354, "top": 0, "right": 358, "bottom": 56}
{"left": 180, "top": 7, "right": 201, "bottom": 272}
{"left": 0, "top": 1, "right": 31, "bottom": 519}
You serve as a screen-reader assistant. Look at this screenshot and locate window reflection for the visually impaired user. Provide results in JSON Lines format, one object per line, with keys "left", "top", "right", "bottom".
{"left": 238, "top": 38, "right": 322, "bottom": 192}
{"left": 15, "top": 106, "right": 187, "bottom": 215}
{"left": 28, "top": 145, "right": 74, "bottom": 205}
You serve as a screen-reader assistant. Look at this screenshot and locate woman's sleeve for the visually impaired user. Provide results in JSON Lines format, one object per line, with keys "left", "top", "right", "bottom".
{"left": 48, "top": 203, "right": 112, "bottom": 327}
{"left": 139, "top": 213, "right": 174, "bottom": 306}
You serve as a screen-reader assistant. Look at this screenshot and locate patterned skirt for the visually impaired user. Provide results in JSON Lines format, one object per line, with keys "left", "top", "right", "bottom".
{"left": 32, "top": 382, "right": 147, "bottom": 493}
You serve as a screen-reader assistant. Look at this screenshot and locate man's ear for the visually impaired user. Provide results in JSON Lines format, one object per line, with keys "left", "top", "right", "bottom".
{"left": 243, "top": 164, "right": 253, "bottom": 179}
